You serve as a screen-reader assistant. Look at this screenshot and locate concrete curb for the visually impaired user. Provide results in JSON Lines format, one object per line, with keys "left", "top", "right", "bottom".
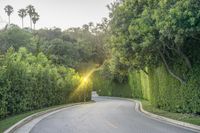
{"left": 4, "top": 102, "right": 94, "bottom": 133}
{"left": 98, "top": 96, "right": 200, "bottom": 132}
{"left": 136, "top": 100, "right": 200, "bottom": 132}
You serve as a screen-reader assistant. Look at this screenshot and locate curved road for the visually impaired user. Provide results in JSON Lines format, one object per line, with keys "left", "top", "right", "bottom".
{"left": 23, "top": 94, "right": 199, "bottom": 133}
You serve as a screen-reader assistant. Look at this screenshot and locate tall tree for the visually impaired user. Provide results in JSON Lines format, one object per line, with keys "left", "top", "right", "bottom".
{"left": 31, "top": 12, "right": 40, "bottom": 30}
{"left": 4, "top": 5, "right": 14, "bottom": 25}
{"left": 18, "top": 9, "right": 27, "bottom": 28}
{"left": 26, "top": 5, "right": 35, "bottom": 29}
{"left": 107, "top": 0, "right": 200, "bottom": 84}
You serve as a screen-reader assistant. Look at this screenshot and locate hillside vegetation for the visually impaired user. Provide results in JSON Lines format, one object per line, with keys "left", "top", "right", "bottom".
{"left": 0, "top": 16, "right": 107, "bottom": 119}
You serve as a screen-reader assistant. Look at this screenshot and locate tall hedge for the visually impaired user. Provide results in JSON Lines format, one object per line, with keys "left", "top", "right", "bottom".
{"left": 129, "top": 65, "right": 200, "bottom": 114}
{"left": 0, "top": 48, "right": 91, "bottom": 119}
{"left": 92, "top": 71, "right": 132, "bottom": 98}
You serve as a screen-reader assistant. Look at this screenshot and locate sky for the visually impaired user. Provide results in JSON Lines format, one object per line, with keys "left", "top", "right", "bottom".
{"left": 0, "top": 0, "right": 114, "bottom": 30}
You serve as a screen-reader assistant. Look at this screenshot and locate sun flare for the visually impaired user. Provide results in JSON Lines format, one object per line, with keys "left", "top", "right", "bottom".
{"left": 69, "top": 67, "right": 100, "bottom": 101}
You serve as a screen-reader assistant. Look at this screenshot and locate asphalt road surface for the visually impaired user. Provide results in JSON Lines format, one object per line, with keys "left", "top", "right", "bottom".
{"left": 30, "top": 93, "right": 199, "bottom": 133}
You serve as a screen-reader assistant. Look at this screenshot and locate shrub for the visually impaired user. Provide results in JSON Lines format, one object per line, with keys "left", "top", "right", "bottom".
{"left": 0, "top": 48, "right": 91, "bottom": 119}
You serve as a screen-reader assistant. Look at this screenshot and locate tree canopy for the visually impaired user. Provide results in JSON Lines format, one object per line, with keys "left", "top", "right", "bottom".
{"left": 107, "top": 0, "right": 200, "bottom": 83}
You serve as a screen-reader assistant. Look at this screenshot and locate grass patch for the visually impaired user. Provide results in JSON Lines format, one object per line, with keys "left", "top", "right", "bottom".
{"left": 0, "top": 104, "right": 71, "bottom": 132}
{"left": 141, "top": 100, "right": 200, "bottom": 126}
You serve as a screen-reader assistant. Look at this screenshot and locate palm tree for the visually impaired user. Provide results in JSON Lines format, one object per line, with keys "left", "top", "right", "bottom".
{"left": 26, "top": 5, "right": 35, "bottom": 29}
{"left": 31, "top": 12, "right": 39, "bottom": 30}
{"left": 4, "top": 5, "right": 14, "bottom": 25}
{"left": 18, "top": 9, "right": 27, "bottom": 28}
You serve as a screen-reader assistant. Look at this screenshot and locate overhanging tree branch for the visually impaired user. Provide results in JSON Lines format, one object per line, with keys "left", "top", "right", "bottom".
{"left": 158, "top": 49, "right": 186, "bottom": 84}
{"left": 141, "top": 68, "right": 149, "bottom": 75}
{"left": 165, "top": 42, "right": 192, "bottom": 70}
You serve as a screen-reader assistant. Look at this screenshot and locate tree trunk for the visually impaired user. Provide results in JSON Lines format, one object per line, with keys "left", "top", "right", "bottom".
{"left": 159, "top": 50, "right": 185, "bottom": 84}
{"left": 166, "top": 44, "right": 192, "bottom": 70}
{"left": 8, "top": 16, "right": 10, "bottom": 25}
{"left": 22, "top": 18, "right": 24, "bottom": 28}
{"left": 30, "top": 16, "right": 32, "bottom": 29}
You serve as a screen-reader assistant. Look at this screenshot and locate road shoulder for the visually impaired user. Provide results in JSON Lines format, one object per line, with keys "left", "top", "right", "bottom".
{"left": 97, "top": 96, "right": 200, "bottom": 132}
{"left": 4, "top": 102, "right": 93, "bottom": 133}
{"left": 137, "top": 100, "right": 200, "bottom": 132}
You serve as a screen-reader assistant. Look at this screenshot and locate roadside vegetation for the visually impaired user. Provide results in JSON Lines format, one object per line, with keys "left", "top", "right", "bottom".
{"left": 0, "top": 47, "right": 90, "bottom": 119}
{"left": 142, "top": 100, "right": 200, "bottom": 126}
{"left": 0, "top": 4, "right": 107, "bottom": 131}
{"left": 93, "top": 0, "right": 200, "bottom": 123}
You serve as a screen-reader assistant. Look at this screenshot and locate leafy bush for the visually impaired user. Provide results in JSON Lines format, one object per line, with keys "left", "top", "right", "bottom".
{"left": 0, "top": 48, "right": 91, "bottom": 119}
{"left": 93, "top": 70, "right": 132, "bottom": 98}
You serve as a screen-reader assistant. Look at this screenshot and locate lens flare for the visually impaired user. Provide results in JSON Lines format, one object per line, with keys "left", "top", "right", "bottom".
{"left": 69, "top": 67, "right": 100, "bottom": 102}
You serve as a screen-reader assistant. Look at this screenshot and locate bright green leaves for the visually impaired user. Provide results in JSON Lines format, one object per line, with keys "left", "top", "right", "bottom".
{"left": 104, "top": 0, "right": 200, "bottom": 114}
{"left": 107, "top": 0, "right": 200, "bottom": 83}
{"left": 0, "top": 48, "right": 83, "bottom": 119}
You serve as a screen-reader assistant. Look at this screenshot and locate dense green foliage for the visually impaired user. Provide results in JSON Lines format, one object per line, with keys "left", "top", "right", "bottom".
{"left": 94, "top": 0, "right": 200, "bottom": 114}
{"left": 0, "top": 26, "right": 34, "bottom": 53}
{"left": 92, "top": 60, "right": 132, "bottom": 98}
{"left": 0, "top": 25, "right": 107, "bottom": 68}
{"left": 0, "top": 48, "right": 92, "bottom": 119}
{"left": 0, "top": 18, "right": 108, "bottom": 119}
{"left": 37, "top": 27, "right": 106, "bottom": 69}
{"left": 93, "top": 71, "right": 132, "bottom": 98}
{"left": 128, "top": 66, "right": 200, "bottom": 113}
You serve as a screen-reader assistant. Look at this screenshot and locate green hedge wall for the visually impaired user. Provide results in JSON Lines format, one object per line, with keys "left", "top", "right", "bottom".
{"left": 129, "top": 65, "right": 200, "bottom": 114}
{"left": 0, "top": 48, "right": 91, "bottom": 119}
{"left": 94, "top": 63, "right": 200, "bottom": 114}
{"left": 92, "top": 71, "right": 132, "bottom": 98}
